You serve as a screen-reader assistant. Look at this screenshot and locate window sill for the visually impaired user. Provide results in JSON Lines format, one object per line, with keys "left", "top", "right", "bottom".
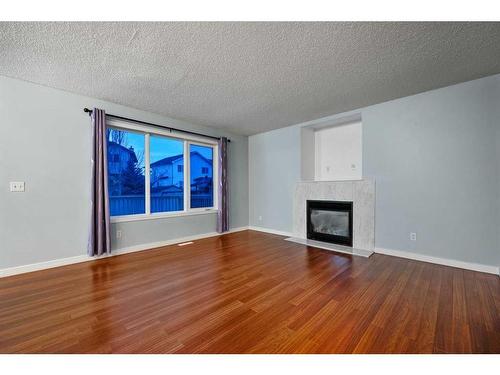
{"left": 110, "top": 209, "right": 218, "bottom": 223}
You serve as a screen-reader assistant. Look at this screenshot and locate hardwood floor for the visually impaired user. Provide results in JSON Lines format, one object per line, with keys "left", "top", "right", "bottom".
{"left": 0, "top": 230, "right": 498, "bottom": 353}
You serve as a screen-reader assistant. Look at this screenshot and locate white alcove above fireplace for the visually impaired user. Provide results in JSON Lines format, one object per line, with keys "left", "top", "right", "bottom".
{"left": 301, "top": 113, "right": 362, "bottom": 182}
{"left": 315, "top": 120, "right": 362, "bottom": 181}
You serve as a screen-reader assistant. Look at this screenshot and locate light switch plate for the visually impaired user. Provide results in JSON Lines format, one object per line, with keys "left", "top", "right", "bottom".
{"left": 10, "top": 181, "right": 25, "bottom": 192}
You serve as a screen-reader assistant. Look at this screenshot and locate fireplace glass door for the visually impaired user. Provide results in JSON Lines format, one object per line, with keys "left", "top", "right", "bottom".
{"left": 306, "top": 200, "right": 353, "bottom": 246}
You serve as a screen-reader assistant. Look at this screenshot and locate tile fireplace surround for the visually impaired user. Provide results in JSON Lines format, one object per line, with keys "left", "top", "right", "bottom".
{"left": 291, "top": 180, "right": 375, "bottom": 256}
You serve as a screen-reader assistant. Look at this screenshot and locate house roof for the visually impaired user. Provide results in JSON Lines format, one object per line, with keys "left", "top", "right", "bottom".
{"left": 108, "top": 141, "right": 138, "bottom": 163}
{"left": 150, "top": 151, "right": 211, "bottom": 167}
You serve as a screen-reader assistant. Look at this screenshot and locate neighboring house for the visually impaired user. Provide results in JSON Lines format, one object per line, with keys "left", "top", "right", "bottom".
{"left": 107, "top": 141, "right": 138, "bottom": 195}
{"left": 150, "top": 151, "right": 212, "bottom": 193}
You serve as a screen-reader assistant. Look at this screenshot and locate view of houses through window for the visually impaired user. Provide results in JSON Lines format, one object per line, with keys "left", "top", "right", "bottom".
{"left": 189, "top": 144, "right": 214, "bottom": 208}
{"left": 150, "top": 135, "right": 185, "bottom": 213}
{"left": 107, "top": 129, "right": 145, "bottom": 216}
{"left": 107, "top": 127, "right": 215, "bottom": 217}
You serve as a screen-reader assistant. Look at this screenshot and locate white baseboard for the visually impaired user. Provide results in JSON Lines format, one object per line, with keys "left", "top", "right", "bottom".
{"left": 375, "top": 247, "right": 499, "bottom": 276}
{"left": 249, "top": 229, "right": 498, "bottom": 275}
{"left": 0, "top": 254, "right": 93, "bottom": 278}
{"left": 0, "top": 226, "right": 249, "bottom": 278}
{"left": 247, "top": 225, "right": 294, "bottom": 237}
{"left": 247, "top": 226, "right": 498, "bottom": 275}
{"left": 3, "top": 227, "right": 497, "bottom": 278}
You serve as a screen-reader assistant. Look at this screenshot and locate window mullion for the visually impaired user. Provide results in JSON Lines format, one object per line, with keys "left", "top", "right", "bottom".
{"left": 145, "top": 133, "right": 151, "bottom": 215}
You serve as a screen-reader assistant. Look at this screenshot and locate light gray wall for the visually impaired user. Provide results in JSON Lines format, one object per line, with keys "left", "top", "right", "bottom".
{"left": 0, "top": 75, "right": 248, "bottom": 269}
{"left": 362, "top": 75, "right": 498, "bottom": 265}
{"left": 249, "top": 125, "right": 301, "bottom": 233}
{"left": 249, "top": 74, "right": 500, "bottom": 267}
{"left": 494, "top": 78, "right": 500, "bottom": 263}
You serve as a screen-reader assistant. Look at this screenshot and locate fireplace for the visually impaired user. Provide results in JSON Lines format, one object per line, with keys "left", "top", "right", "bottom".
{"left": 306, "top": 200, "right": 353, "bottom": 247}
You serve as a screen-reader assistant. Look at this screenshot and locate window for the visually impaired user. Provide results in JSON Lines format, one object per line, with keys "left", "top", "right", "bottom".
{"left": 106, "top": 120, "right": 217, "bottom": 220}
{"left": 150, "top": 135, "right": 184, "bottom": 213}
{"left": 106, "top": 128, "right": 145, "bottom": 216}
{"left": 190, "top": 144, "right": 214, "bottom": 208}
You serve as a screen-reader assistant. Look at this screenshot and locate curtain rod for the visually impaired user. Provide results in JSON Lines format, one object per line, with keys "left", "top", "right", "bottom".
{"left": 83, "top": 108, "right": 230, "bottom": 142}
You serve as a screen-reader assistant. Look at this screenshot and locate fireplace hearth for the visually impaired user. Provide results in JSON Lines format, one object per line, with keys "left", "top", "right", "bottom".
{"left": 306, "top": 200, "right": 353, "bottom": 247}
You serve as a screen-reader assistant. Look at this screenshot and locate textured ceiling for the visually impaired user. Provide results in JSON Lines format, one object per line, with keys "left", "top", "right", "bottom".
{"left": 1, "top": 22, "right": 500, "bottom": 135}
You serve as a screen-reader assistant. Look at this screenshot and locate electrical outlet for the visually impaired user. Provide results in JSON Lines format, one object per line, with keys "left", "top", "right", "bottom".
{"left": 258, "top": 216, "right": 262, "bottom": 222}
{"left": 410, "top": 232, "right": 417, "bottom": 241}
{"left": 9, "top": 181, "right": 25, "bottom": 192}
{"left": 116, "top": 230, "right": 122, "bottom": 239}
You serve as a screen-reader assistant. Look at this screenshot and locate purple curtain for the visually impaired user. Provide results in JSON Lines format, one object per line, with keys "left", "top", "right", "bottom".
{"left": 87, "top": 108, "right": 111, "bottom": 256}
{"left": 217, "top": 137, "right": 229, "bottom": 233}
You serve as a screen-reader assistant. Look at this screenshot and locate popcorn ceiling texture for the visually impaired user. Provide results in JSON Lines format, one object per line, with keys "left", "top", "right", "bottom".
{"left": 1, "top": 22, "right": 500, "bottom": 135}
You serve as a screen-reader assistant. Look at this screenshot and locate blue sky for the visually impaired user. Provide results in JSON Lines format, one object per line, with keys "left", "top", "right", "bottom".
{"left": 150, "top": 135, "right": 184, "bottom": 164}
{"left": 190, "top": 143, "right": 213, "bottom": 160}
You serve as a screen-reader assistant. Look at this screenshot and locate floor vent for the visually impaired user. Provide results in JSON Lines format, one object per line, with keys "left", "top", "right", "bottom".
{"left": 177, "top": 241, "right": 194, "bottom": 246}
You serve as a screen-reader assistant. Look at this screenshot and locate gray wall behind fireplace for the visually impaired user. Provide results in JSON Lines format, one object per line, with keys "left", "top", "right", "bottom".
{"left": 249, "top": 74, "right": 500, "bottom": 267}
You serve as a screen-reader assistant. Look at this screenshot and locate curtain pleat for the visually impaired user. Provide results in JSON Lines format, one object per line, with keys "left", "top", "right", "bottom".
{"left": 217, "top": 137, "right": 229, "bottom": 233}
{"left": 88, "top": 108, "right": 111, "bottom": 256}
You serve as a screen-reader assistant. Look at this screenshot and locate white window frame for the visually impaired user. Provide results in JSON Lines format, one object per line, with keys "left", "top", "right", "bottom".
{"left": 107, "top": 118, "right": 218, "bottom": 223}
{"left": 187, "top": 140, "right": 219, "bottom": 214}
